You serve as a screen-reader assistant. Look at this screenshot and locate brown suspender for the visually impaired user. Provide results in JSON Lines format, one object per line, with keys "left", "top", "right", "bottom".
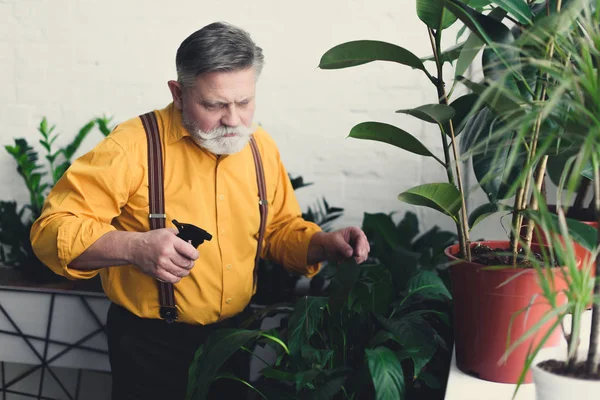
{"left": 139, "top": 111, "right": 268, "bottom": 323}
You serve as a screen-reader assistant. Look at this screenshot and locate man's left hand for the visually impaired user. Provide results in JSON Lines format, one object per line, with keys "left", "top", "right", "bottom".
{"left": 307, "top": 227, "right": 370, "bottom": 265}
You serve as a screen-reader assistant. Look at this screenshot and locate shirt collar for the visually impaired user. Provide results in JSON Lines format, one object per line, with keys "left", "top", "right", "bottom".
{"left": 162, "top": 102, "right": 192, "bottom": 145}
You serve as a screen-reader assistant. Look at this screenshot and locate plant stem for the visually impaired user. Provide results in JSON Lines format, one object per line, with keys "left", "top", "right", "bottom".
{"left": 585, "top": 159, "right": 600, "bottom": 375}
{"left": 510, "top": 0, "right": 561, "bottom": 263}
{"left": 428, "top": 27, "right": 472, "bottom": 261}
{"left": 525, "top": 156, "right": 549, "bottom": 250}
{"left": 568, "top": 308, "right": 582, "bottom": 370}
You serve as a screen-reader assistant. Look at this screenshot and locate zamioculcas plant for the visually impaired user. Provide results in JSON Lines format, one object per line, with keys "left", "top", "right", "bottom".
{"left": 0, "top": 116, "right": 113, "bottom": 282}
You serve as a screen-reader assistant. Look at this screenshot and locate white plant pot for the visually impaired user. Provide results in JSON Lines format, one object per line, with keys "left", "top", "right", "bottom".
{"left": 532, "top": 346, "right": 600, "bottom": 400}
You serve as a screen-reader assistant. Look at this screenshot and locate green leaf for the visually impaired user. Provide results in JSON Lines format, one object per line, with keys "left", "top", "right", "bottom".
{"left": 295, "top": 369, "right": 321, "bottom": 392}
{"left": 397, "top": 345, "right": 435, "bottom": 378}
{"left": 186, "top": 329, "right": 263, "bottom": 400}
{"left": 301, "top": 346, "right": 333, "bottom": 369}
{"left": 407, "top": 270, "right": 452, "bottom": 299}
{"left": 261, "top": 367, "right": 297, "bottom": 382}
{"left": 328, "top": 260, "right": 361, "bottom": 312}
{"left": 299, "top": 375, "right": 346, "bottom": 400}
{"left": 288, "top": 297, "right": 328, "bottom": 357}
{"left": 396, "top": 104, "right": 456, "bottom": 125}
{"left": 421, "top": 41, "right": 466, "bottom": 64}
{"left": 492, "top": 0, "right": 532, "bottom": 25}
{"left": 365, "top": 347, "right": 405, "bottom": 400}
{"left": 376, "top": 315, "right": 438, "bottom": 356}
{"left": 417, "top": 0, "right": 458, "bottom": 30}
{"left": 454, "top": 6, "right": 509, "bottom": 78}
{"left": 319, "top": 40, "right": 429, "bottom": 75}
{"left": 417, "top": 370, "right": 442, "bottom": 389}
{"left": 526, "top": 211, "right": 598, "bottom": 251}
{"left": 355, "top": 265, "right": 394, "bottom": 314}
{"left": 349, "top": 122, "right": 439, "bottom": 160}
{"left": 443, "top": 0, "right": 512, "bottom": 45}
{"left": 368, "top": 330, "right": 399, "bottom": 348}
{"left": 460, "top": 107, "right": 524, "bottom": 201}
{"left": 457, "top": 76, "right": 523, "bottom": 116}
{"left": 468, "top": 202, "right": 513, "bottom": 228}
{"left": 62, "top": 120, "right": 95, "bottom": 160}
{"left": 397, "top": 183, "right": 462, "bottom": 222}
{"left": 447, "top": 93, "right": 479, "bottom": 136}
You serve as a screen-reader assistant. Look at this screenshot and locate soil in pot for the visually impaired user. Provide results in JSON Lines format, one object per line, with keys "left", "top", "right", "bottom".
{"left": 538, "top": 359, "right": 600, "bottom": 380}
{"left": 467, "top": 243, "right": 559, "bottom": 268}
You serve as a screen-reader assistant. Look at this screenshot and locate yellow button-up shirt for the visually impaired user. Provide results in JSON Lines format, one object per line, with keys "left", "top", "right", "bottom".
{"left": 30, "top": 103, "right": 321, "bottom": 325}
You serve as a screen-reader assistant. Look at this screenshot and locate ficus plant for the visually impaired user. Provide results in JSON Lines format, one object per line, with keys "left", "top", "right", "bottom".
{"left": 0, "top": 116, "right": 113, "bottom": 282}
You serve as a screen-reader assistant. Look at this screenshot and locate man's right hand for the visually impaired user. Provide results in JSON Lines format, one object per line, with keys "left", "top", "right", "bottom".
{"left": 128, "top": 228, "right": 199, "bottom": 283}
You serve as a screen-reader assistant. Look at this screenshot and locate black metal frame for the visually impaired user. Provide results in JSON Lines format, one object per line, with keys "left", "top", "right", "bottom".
{"left": 0, "top": 285, "right": 110, "bottom": 400}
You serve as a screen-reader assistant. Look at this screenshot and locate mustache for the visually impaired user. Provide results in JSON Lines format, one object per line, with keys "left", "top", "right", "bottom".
{"left": 194, "top": 124, "right": 254, "bottom": 140}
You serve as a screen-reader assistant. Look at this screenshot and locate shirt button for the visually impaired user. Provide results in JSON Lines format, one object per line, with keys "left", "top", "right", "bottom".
{"left": 219, "top": 194, "right": 225, "bottom": 200}
{"left": 226, "top": 264, "right": 232, "bottom": 270}
{"left": 226, "top": 298, "right": 232, "bottom": 304}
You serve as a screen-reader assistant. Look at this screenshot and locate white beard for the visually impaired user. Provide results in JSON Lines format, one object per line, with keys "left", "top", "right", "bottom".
{"left": 181, "top": 110, "right": 254, "bottom": 155}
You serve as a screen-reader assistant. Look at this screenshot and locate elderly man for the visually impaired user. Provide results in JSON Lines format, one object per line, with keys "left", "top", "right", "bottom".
{"left": 30, "top": 22, "right": 369, "bottom": 399}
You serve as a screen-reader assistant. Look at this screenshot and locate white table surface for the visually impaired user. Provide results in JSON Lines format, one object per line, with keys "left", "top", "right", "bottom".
{"left": 444, "top": 310, "right": 593, "bottom": 400}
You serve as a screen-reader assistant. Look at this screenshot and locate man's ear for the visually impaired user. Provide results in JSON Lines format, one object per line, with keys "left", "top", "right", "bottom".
{"left": 167, "top": 80, "right": 183, "bottom": 109}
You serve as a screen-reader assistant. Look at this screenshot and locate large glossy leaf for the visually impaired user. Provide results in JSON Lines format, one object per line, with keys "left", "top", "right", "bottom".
{"left": 396, "top": 104, "right": 455, "bottom": 125}
{"left": 447, "top": 93, "right": 479, "bottom": 136}
{"left": 492, "top": 0, "right": 532, "bottom": 25}
{"left": 365, "top": 347, "right": 405, "bottom": 400}
{"left": 417, "top": 0, "right": 457, "bottom": 30}
{"left": 397, "top": 183, "right": 462, "bottom": 222}
{"left": 455, "top": 7, "right": 507, "bottom": 78}
{"left": 186, "top": 329, "right": 264, "bottom": 400}
{"left": 469, "top": 202, "right": 513, "bottom": 228}
{"left": 443, "top": 0, "right": 512, "bottom": 45}
{"left": 376, "top": 315, "right": 438, "bottom": 355}
{"left": 406, "top": 270, "right": 452, "bottom": 299}
{"left": 287, "top": 297, "right": 328, "bottom": 357}
{"left": 319, "top": 40, "right": 428, "bottom": 75}
{"left": 397, "top": 345, "right": 436, "bottom": 378}
{"left": 349, "top": 122, "right": 439, "bottom": 159}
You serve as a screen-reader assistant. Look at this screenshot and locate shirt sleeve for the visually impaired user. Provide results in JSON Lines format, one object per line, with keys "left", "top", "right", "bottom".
{"left": 30, "top": 136, "right": 132, "bottom": 280}
{"left": 261, "top": 151, "right": 322, "bottom": 278}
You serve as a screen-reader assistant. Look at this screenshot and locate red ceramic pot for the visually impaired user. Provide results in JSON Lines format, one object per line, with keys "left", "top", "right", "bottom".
{"left": 447, "top": 241, "right": 572, "bottom": 384}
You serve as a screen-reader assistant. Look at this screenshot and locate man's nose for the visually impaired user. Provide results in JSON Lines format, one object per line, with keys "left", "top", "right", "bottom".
{"left": 221, "top": 105, "right": 241, "bottom": 127}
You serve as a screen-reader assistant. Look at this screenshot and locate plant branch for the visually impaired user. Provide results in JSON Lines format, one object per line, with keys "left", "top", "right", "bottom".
{"left": 429, "top": 27, "right": 471, "bottom": 261}
{"left": 510, "top": 0, "right": 562, "bottom": 263}
{"left": 525, "top": 156, "right": 549, "bottom": 250}
{"left": 585, "top": 156, "right": 600, "bottom": 375}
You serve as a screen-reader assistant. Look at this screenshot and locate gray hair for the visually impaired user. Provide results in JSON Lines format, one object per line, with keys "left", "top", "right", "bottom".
{"left": 176, "top": 22, "right": 265, "bottom": 88}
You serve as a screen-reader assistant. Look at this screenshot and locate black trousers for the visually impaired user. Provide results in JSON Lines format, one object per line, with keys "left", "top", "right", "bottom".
{"left": 106, "top": 303, "right": 251, "bottom": 400}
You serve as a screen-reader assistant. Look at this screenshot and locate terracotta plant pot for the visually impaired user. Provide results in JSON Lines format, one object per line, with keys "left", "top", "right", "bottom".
{"left": 522, "top": 210, "right": 598, "bottom": 309}
{"left": 532, "top": 346, "right": 600, "bottom": 400}
{"left": 447, "top": 241, "right": 570, "bottom": 384}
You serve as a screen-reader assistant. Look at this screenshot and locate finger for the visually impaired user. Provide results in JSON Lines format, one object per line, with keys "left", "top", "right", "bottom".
{"left": 170, "top": 253, "right": 196, "bottom": 270}
{"left": 155, "top": 269, "right": 182, "bottom": 284}
{"left": 173, "top": 237, "right": 200, "bottom": 260}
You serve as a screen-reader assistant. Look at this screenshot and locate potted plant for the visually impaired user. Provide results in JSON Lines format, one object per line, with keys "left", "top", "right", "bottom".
{"left": 0, "top": 116, "right": 113, "bottom": 285}
{"left": 478, "top": 0, "right": 600, "bottom": 396}
{"left": 316, "top": 0, "right": 596, "bottom": 384}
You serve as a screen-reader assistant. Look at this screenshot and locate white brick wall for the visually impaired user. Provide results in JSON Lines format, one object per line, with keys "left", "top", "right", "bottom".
{"left": 1, "top": 0, "right": 508, "bottom": 232}
{"left": 0, "top": 0, "right": 458, "bottom": 233}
